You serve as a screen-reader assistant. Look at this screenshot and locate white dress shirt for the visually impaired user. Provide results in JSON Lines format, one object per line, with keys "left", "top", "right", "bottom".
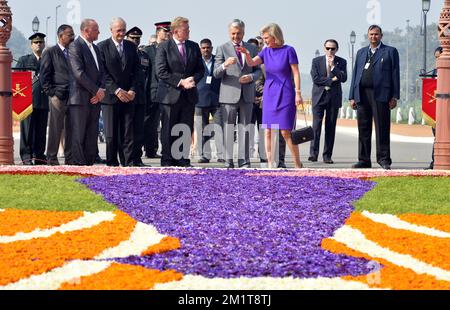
{"left": 80, "top": 35, "right": 99, "bottom": 70}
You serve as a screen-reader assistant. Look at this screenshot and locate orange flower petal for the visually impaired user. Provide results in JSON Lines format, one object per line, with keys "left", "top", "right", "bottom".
{"left": 0, "top": 209, "right": 84, "bottom": 236}
{"left": 59, "top": 263, "right": 183, "bottom": 290}
{"left": 141, "top": 236, "right": 181, "bottom": 256}
{"left": 322, "top": 238, "right": 450, "bottom": 290}
{"left": 399, "top": 214, "right": 450, "bottom": 234}
{"left": 0, "top": 211, "right": 136, "bottom": 286}
{"left": 345, "top": 213, "right": 450, "bottom": 271}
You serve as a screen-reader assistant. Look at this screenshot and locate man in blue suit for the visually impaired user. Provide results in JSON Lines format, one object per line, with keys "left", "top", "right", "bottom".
{"left": 349, "top": 25, "right": 400, "bottom": 170}
{"left": 195, "top": 38, "right": 224, "bottom": 164}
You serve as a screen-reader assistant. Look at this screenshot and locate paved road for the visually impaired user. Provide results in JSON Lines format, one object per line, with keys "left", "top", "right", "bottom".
{"left": 12, "top": 124, "right": 434, "bottom": 170}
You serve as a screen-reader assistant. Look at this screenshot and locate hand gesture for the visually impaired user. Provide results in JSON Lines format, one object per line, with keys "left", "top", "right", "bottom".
{"left": 224, "top": 57, "right": 238, "bottom": 68}
{"left": 239, "top": 74, "right": 253, "bottom": 84}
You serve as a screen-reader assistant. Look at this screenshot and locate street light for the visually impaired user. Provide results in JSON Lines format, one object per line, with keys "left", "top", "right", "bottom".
{"left": 55, "top": 4, "right": 61, "bottom": 44}
{"left": 315, "top": 49, "right": 320, "bottom": 58}
{"left": 422, "top": 0, "right": 431, "bottom": 74}
{"left": 45, "top": 16, "right": 51, "bottom": 39}
{"left": 32, "top": 16, "right": 40, "bottom": 33}
{"left": 350, "top": 31, "right": 356, "bottom": 72}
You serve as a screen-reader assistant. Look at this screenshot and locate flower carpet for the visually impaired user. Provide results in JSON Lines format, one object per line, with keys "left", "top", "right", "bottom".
{"left": 0, "top": 166, "right": 449, "bottom": 290}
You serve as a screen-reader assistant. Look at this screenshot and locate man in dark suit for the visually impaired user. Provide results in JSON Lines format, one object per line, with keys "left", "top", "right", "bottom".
{"left": 40, "top": 25, "right": 75, "bottom": 165}
{"left": 155, "top": 17, "right": 205, "bottom": 167}
{"left": 349, "top": 25, "right": 400, "bottom": 170}
{"left": 309, "top": 39, "right": 347, "bottom": 164}
{"left": 143, "top": 21, "right": 171, "bottom": 159}
{"left": 195, "top": 38, "right": 224, "bottom": 164}
{"left": 98, "top": 17, "right": 139, "bottom": 167}
{"left": 16, "top": 33, "right": 49, "bottom": 165}
{"left": 67, "top": 19, "right": 106, "bottom": 166}
{"left": 125, "top": 26, "right": 151, "bottom": 167}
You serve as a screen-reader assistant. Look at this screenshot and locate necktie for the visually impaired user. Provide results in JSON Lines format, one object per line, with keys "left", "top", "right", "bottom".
{"left": 327, "top": 63, "right": 332, "bottom": 77}
{"left": 118, "top": 44, "right": 126, "bottom": 68}
{"left": 235, "top": 44, "right": 243, "bottom": 66}
{"left": 178, "top": 42, "right": 187, "bottom": 65}
{"left": 63, "top": 49, "right": 69, "bottom": 59}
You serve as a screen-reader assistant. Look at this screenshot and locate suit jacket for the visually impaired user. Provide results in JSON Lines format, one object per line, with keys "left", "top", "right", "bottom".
{"left": 143, "top": 44, "right": 159, "bottom": 103}
{"left": 311, "top": 55, "right": 347, "bottom": 108}
{"left": 97, "top": 38, "right": 139, "bottom": 105}
{"left": 196, "top": 55, "right": 221, "bottom": 108}
{"left": 213, "top": 41, "right": 262, "bottom": 104}
{"left": 40, "top": 45, "right": 71, "bottom": 101}
{"left": 67, "top": 36, "right": 105, "bottom": 106}
{"left": 349, "top": 42, "right": 400, "bottom": 103}
{"left": 155, "top": 39, "right": 205, "bottom": 105}
{"left": 135, "top": 49, "right": 151, "bottom": 105}
{"left": 16, "top": 54, "right": 49, "bottom": 110}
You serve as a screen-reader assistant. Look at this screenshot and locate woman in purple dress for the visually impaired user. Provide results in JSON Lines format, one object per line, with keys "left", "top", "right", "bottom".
{"left": 239, "top": 23, "right": 303, "bottom": 168}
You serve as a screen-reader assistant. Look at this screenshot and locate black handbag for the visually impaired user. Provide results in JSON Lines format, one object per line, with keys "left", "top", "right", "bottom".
{"left": 291, "top": 101, "right": 314, "bottom": 145}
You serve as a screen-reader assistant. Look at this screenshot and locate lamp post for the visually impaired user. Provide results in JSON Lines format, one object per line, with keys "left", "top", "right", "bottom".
{"left": 422, "top": 0, "right": 431, "bottom": 74}
{"left": 0, "top": 0, "right": 14, "bottom": 165}
{"left": 406, "top": 20, "right": 410, "bottom": 103}
{"left": 435, "top": 0, "right": 450, "bottom": 169}
{"left": 315, "top": 49, "right": 320, "bottom": 58}
{"left": 45, "top": 16, "right": 51, "bottom": 39}
{"left": 55, "top": 4, "right": 61, "bottom": 44}
{"left": 350, "top": 31, "right": 356, "bottom": 73}
{"left": 32, "top": 16, "right": 39, "bottom": 33}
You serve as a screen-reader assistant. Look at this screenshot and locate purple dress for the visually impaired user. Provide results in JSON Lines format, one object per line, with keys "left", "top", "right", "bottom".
{"left": 258, "top": 45, "right": 298, "bottom": 130}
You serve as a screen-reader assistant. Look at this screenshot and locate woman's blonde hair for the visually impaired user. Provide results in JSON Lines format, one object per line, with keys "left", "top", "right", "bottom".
{"left": 171, "top": 16, "right": 189, "bottom": 31}
{"left": 260, "top": 23, "right": 285, "bottom": 46}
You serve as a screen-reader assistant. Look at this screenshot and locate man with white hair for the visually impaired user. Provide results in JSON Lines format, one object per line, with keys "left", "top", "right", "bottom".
{"left": 214, "top": 19, "right": 261, "bottom": 169}
{"left": 98, "top": 17, "right": 140, "bottom": 167}
{"left": 67, "top": 19, "right": 105, "bottom": 166}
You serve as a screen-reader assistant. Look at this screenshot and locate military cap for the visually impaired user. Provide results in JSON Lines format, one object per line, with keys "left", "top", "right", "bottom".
{"left": 28, "top": 33, "right": 46, "bottom": 42}
{"left": 126, "top": 26, "right": 143, "bottom": 38}
{"left": 154, "top": 21, "right": 171, "bottom": 32}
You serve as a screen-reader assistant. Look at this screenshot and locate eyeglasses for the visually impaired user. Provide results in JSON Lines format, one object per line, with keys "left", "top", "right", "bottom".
{"left": 325, "top": 47, "right": 336, "bottom": 51}
{"left": 33, "top": 41, "right": 45, "bottom": 44}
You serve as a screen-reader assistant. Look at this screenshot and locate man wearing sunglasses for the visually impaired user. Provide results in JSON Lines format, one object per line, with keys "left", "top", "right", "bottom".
{"left": 310, "top": 39, "right": 347, "bottom": 165}
{"left": 16, "top": 33, "right": 49, "bottom": 166}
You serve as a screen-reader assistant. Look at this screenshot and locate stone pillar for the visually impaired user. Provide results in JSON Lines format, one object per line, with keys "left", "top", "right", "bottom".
{"left": 435, "top": 0, "right": 450, "bottom": 170}
{"left": 0, "top": 0, "right": 13, "bottom": 165}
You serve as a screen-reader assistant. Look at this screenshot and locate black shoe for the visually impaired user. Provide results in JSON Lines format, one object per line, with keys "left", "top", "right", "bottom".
{"left": 131, "top": 162, "right": 149, "bottom": 167}
{"left": 23, "top": 160, "right": 34, "bottom": 166}
{"left": 379, "top": 162, "right": 391, "bottom": 170}
{"left": 95, "top": 156, "right": 106, "bottom": 164}
{"left": 198, "top": 157, "right": 210, "bottom": 164}
{"left": 33, "top": 157, "right": 47, "bottom": 165}
{"left": 323, "top": 159, "right": 334, "bottom": 164}
{"left": 278, "top": 162, "right": 287, "bottom": 169}
{"left": 260, "top": 158, "right": 268, "bottom": 163}
{"left": 308, "top": 156, "right": 318, "bottom": 162}
{"left": 217, "top": 159, "right": 226, "bottom": 163}
{"left": 47, "top": 159, "right": 60, "bottom": 166}
{"left": 107, "top": 162, "right": 120, "bottom": 167}
{"left": 425, "top": 163, "right": 434, "bottom": 170}
{"left": 352, "top": 161, "right": 372, "bottom": 169}
{"left": 225, "top": 161, "right": 235, "bottom": 169}
{"left": 146, "top": 153, "right": 162, "bottom": 159}
{"left": 177, "top": 160, "right": 193, "bottom": 168}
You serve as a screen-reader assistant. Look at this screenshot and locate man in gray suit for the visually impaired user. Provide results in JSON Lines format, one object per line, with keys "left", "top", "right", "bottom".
{"left": 214, "top": 19, "right": 261, "bottom": 169}
{"left": 67, "top": 19, "right": 106, "bottom": 166}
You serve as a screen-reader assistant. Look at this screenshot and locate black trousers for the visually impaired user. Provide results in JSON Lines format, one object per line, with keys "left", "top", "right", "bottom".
{"left": 69, "top": 104, "right": 101, "bottom": 166}
{"left": 310, "top": 91, "right": 340, "bottom": 160}
{"left": 160, "top": 93, "right": 195, "bottom": 166}
{"left": 102, "top": 103, "right": 135, "bottom": 167}
{"left": 130, "top": 104, "right": 146, "bottom": 164}
{"left": 20, "top": 108, "right": 48, "bottom": 164}
{"left": 357, "top": 87, "right": 392, "bottom": 165}
{"left": 144, "top": 101, "right": 161, "bottom": 157}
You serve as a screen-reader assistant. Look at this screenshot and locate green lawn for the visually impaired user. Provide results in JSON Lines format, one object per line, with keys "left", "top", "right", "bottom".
{"left": 354, "top": 177, "right": 450, "bottom": 215}
{"left": 0, "top": 174, "right": 116, "bottom": 212}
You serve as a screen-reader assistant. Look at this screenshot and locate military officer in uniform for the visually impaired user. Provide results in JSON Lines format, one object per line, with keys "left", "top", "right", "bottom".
{"left": 16, "top": 33, "right": 49, "bottom": 165}
{"left": 143, "top": 21, "right": 171, "bottom": 159}
{"left": 125, "top": 26, "right": 151, "bottom": 166}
